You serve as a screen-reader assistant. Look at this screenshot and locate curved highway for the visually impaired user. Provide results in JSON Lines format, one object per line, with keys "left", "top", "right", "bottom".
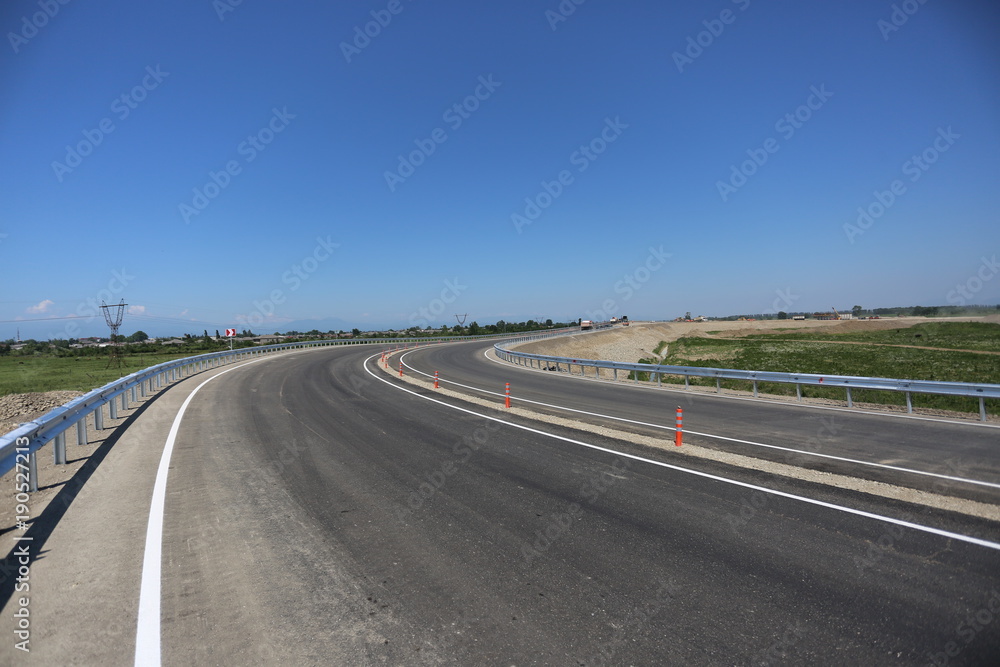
{"left": 398, "top": 336, "right": 1000, "bottom": 505}
{"left": 2, "top": 341, "right": 998, "bottom": 665}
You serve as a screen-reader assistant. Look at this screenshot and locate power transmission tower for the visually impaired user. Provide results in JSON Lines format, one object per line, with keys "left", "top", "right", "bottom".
{"left": 454, "top": 314, "right": 468, "bottom": 327}
{"left": 101, "top": 299, "right": 127, "bottom": 370}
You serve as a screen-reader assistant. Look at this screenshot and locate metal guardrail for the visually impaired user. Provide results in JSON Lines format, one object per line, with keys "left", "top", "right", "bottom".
{"left": 494, "top": 336, "right": 1000, "bottom": 421}
{"left": 0, "top": 329, "right": 579, "bottom": 489}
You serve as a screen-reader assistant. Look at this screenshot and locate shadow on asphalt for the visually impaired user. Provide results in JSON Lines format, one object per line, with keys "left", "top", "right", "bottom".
{"left": 0, "top": 391, "right": 165, "bottom": 610}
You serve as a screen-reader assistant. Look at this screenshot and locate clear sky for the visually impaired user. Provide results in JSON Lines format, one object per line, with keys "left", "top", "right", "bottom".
{"left": 2, "top": 0, "right": 998, "bottom": 339}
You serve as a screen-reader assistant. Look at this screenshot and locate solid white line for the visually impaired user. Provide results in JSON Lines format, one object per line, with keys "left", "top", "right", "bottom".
{"left": 134, "top": 358, "right": 270, "bottom": 667}
{"left": 367, "top": 352, "right": 1000, "bottom": 552}
{"left": 396, "top": 350, "right": 1000, "bottom": 490}
{"left": 481, "top": 345, "right": 1000, "bottom": 430}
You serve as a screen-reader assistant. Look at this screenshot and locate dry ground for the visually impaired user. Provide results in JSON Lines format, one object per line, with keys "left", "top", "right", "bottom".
{"left": 516, "top": 315, "right": 1000, "bottom": 365}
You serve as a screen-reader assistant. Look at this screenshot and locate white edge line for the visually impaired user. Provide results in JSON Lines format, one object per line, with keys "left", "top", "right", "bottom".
{"left": 366, "top": 352, "right": 1000, "bottom": 552}
{"left": 134, "top": 357, "right": 271, "bottom": 667}
{"left": 395, "top": 349, "right": 1000, "bottom": 490}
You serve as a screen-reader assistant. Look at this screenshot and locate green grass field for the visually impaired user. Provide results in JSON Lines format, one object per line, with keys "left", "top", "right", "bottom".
{"left": 633, "top": 322, "right": 1000, "bottom": 415}
{"left": 0, "top": 352, "right": 202, "bottom": 396}
{"left": 741, "top": 320, "right": 1000, "bottom": 352}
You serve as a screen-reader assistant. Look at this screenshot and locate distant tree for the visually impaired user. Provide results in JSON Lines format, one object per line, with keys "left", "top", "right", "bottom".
{"left": 351, "top": 328, "right": 361, "bottom": 337}
{"left": 468, "top": 321, "right": 481, "bottom": 336}
{"left": 545, "top": 319, "right": 553, "bottom": 327}
{"left": 852, "top": 305, "right": 863, "bottom": 316}
{"left": 128, "top": 330, "right": 149, "bottom": 343}
{"left": 777, "top": 311, "right": 788, "bottom": 320}
{"left": 215, "top": 329, "right": 221, "bottom": 339}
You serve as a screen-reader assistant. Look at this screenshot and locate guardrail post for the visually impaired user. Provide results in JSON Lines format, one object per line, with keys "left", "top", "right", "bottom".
{"left": 121, "top": 391, "right": 127, "bottom": 411}
{"left": 131, "top": 386, "right": 138, "bottom": 403}
{"left": 140, "top": 381, "right": 147, "bottom": 398}
{"left": 95, "top": 403, "right": 104, "bottom": 430}
{"left": 846, "top": 387, "right": 853, "bottom": 408}
{"left": 76, "top": 419, "right": 88, "bottom": 445}
{"left": 753, "top": 381, "right": 758, "bottom": 398}
{"left": 904, "top": 391, "right": 912, "bottom": 413}
{"left": 684, "top": 375, "right": 689, "bottom": 390}
{"left": 110, "top": 396, "right": 118, "bottom": 420}
{"left": 657, "top": 372, "right": 661, "bottom": 387}
{"left": 981, "top": 397, "right": 987, "bottom": 422}
{"left": 613, "top": 368, "right": 617, "bottom": 381}
{"left": 716, "top": 378, "right": 721, "bottom": 394}
{"left": 28, "top": 452, "right": 38, "bottom": 492}
{"left": 796, "top": 384, "right": 802, "bottom": 403}
{"left": 54, "top": 432, "right": 66, "bottom": 464}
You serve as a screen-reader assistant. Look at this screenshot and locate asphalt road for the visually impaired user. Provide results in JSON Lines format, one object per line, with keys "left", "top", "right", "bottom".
{"left": 3, "top": 342, "right": 999, "bottom": 665}
{"left": 398, "top": 338, "right": 1000, "bottom": 504}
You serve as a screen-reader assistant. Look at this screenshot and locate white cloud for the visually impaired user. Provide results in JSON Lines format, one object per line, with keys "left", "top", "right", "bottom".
{"left": 26, "top": 299, "right": 54, "bottom": 314}
{"left": 128, "top": 305, "right": 146, "bottom": 315}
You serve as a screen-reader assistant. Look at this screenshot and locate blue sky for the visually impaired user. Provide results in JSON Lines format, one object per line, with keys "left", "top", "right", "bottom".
{"left": 2, "top": 0, "right": 998, "bottom": 339}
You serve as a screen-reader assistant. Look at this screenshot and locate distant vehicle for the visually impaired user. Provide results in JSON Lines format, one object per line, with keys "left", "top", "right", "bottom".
{"left": 610, "top": 317, "right": 618, "bottom": 323}
{"left": 792, "top": 315, "right": 806, "bottom": 321}
{"left": 580, "top": 320, "right": 593, "bottom": 330}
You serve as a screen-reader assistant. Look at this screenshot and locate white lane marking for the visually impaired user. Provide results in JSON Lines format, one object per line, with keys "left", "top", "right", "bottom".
{"left": 366, "top": 352, "right": 1000, "bottom": 552}
{"left": 396, "top": 350, "right": 1000, "bottom": 490}
{"left": 481, "top": 346, "right": 1000, "bottom": 430}
{"left": 134, "top": 357, "right": 270, "bottom": 667}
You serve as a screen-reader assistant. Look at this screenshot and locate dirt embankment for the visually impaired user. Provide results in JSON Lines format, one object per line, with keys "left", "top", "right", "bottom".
{"left": 0, "top": 391, "right": 83, "bottom": 436}
{"left": 514, "top": 316, "right": 998, "bottom": 364}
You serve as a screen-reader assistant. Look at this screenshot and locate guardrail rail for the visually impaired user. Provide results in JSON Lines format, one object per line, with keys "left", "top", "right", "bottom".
{"left": 1, "top": 328, "right": 582, "bottom": 490}
{"left": 494, "top": 335, "right": 1000, "bottom": 421}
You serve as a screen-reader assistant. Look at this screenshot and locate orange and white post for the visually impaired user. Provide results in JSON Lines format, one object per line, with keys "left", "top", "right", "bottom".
{"left": 434, "top": 371, "right": 439, "bottom": 389}
{"left": 505, "top": 382, "right": 511, "bottom": 408}
{"left": 674, "top": 406, "right": 683, "bottom": 446}
{"left": 399, "top": 361, "right": 403, "bottom": 377}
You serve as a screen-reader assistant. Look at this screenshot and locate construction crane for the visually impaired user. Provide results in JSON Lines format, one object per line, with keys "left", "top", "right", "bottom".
{"left": 832, "top": 306, "right": 840, "bottom": 320}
